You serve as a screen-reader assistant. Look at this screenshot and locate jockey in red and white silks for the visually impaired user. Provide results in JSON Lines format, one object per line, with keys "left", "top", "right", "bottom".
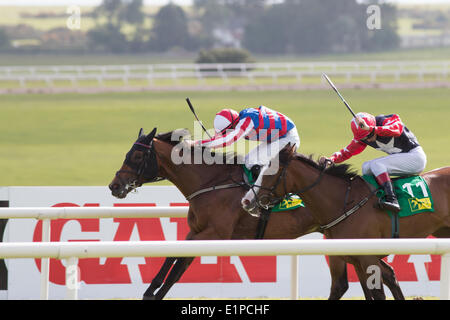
{"left": 193, "top": 106, "right": 300, "bottom": 177}
{"left": 321, "top": 112, "right": 426, "bottom": 213}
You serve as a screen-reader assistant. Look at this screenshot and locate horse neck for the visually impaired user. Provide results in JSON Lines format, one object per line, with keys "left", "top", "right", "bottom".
{"left": 287, "top": 159, "right": 349, "bottom": 225}
{"left": 153, "top": 140, "right": 239, "bottom": 198}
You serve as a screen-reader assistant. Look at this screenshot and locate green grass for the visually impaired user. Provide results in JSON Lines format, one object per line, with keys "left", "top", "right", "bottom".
{"left": 1, "top": 73, "right": 449, "bottom": 91}
{"left": 0, "top": 88, "right": 449, "bottom": 186}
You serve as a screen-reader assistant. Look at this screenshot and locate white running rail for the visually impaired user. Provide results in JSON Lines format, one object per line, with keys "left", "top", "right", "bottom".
{"left": 0, "top": 61, "right": 448, "bottom": 87}
{"left": 1, "top": 207, "right": 449, "bottom": 300}
{"left": 0, "top": 206, "right": 188, "bottom": 300}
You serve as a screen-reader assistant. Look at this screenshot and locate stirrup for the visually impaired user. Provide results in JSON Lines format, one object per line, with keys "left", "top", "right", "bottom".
{"left": 378, "top": 197, "right": 401, "bottom": 213}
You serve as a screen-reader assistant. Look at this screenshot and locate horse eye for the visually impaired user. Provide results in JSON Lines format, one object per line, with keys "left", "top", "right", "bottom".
{"left": 132, "top": 152, "right": 144, "bottom": 162}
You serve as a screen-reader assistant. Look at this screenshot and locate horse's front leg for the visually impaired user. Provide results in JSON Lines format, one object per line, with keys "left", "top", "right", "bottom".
{"left": 147, "top": 256, "right": 195, "bottom": 300}
{"left": 143, "top": 257, "right": 176, "bottom": 299}
{"left": 142, "top": 225, "right": 221, "bottom": 300}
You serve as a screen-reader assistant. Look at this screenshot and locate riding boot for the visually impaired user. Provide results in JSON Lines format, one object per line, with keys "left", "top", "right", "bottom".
{"left": 250, "top": 165, "right": 261, "bottom": 181}
{"left": 380, "top": 181, "right": 401, "bottom": 213}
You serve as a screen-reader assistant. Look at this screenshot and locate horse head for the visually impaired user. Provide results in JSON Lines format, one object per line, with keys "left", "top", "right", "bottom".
{"left": 241, "top": 143, "right": 296, "bottom": 213}
{"left": 109, "top": 127, "right": 162, "bottom": 199}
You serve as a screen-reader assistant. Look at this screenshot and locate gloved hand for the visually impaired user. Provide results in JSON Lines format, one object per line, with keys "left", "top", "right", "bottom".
{"left": 318, "top": 156, "right": 333, "bottom": 168}
{"left": 356, "top": 116, "right": 371, "bottom": 131}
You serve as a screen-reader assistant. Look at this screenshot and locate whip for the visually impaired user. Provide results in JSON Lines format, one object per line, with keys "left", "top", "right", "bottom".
{"left": 322, "top": 73, "right": 357, "bottom": 118}
{"left": 186, "top": 98, "right": 213, "bottom": 139}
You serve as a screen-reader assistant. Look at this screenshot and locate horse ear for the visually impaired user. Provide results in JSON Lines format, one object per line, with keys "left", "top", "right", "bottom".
{"left": 148, "top": 127, "right": 157, "bottom": 139}
{"left": 144, "top": 127, "right": 157, "bottom": 143}
{"left": 289, "top": 143, "right": 296, "bottom": 154}
{"left": 138, "top": 128, "right": 145, "bottom": 138}
{"left": 281, "top": 143, "right": 292, "bottom": 153}
{"left": 278, "top": 143, "right": 293, "bottom": 165}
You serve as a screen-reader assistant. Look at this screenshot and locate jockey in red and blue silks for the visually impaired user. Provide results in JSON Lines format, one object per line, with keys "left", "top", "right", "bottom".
{"left": 320, "top": 112, "right": 427, "bottom": 213}
{"left": 193, "top": 106, "right": 300, "bottom": 177}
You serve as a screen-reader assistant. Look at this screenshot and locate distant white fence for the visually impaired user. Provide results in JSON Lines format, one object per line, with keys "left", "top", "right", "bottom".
{"left": 1, "top": 207, "right": 450, "bottom": 300}
{"left": 0, "top": 61, "right": 449, "bottom": 87}
{"left": 401, "top": 35, "right": 450, "bottom": 48}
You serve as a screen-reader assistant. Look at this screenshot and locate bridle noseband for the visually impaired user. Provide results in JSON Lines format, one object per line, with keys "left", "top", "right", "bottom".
{"left": 115, "top": 139, "right": 165, "bottom": 193}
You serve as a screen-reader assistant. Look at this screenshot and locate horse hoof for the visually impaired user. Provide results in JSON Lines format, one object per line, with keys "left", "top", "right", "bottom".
{"left": 143, "top": 294, "right": 156, "bottom": 300}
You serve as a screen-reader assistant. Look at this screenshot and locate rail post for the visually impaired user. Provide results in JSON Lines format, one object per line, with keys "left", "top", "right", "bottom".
{"left": 440, "top": 253, "right": 450, "bottom": 300}
{"left": 39, "top": 218, "right": 51, "bottom": 300}
{"left": 290, "top": 255, "right": 298, "bottom": 300}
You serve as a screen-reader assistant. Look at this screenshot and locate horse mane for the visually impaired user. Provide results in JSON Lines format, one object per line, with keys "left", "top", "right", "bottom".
{"left": 155, "top": 129, "right": 190, "bottom": 146}
{"left": 278, "top": 146, "right": 359, "bottom": 181}
{"left": 155, "top": 129, "right": 243, "bottom": 166}
{"left": 295, "top": 153, "right": 359, "bottom": 181}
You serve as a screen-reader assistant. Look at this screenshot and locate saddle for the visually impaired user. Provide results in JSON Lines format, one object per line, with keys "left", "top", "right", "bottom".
{"left": 363, "top": 174, "right": 434, "bottom": 216}
{"left": 362, "top": 174, "right": 434, "bottom": 238}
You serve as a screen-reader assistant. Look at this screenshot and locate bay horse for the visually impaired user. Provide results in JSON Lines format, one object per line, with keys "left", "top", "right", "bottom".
{"left": 109, "top": 128, "right": 407, "bottom": 300}
{"left": 242, "top": 144, "right": 450, "bottom": 299}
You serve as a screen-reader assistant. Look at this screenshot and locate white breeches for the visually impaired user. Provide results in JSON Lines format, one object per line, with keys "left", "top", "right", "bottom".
{"left": 244, "top": 128, "right": 300, "bottom": 171}
{"left": 362, "top": 146, "right": 427, "bottom": 177}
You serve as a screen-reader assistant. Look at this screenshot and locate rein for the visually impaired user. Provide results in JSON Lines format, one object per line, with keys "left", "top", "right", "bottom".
{"left": 186, "top": 182, "right": 244, "bottom": 201}
{"left": 186, "top": 169, "right": 254, "bottom": 200}
{"left": 319, "top": 180, "right": 380, "bottom": 231}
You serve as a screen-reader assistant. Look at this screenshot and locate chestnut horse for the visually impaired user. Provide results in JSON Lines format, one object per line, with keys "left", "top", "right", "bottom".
{"left": 242, "top": 144, "right": 450, "bottom": 299}
{"left": 109, "top": 128, "right": 406, "bottom": 300}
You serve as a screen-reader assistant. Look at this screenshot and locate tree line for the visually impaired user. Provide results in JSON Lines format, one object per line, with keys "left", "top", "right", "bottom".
{"left": 0, "top": 0, "right": 399, "bottom": 55}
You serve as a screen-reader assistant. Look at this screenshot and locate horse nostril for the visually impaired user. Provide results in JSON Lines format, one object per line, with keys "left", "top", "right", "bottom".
{"left": 242, "top": 199, "right": 250, "bottom": 207}
{"left": 109, "top": 183, "right": 118, "bottom": 191}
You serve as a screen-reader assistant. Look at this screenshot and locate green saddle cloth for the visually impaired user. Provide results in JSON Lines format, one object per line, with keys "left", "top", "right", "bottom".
{"left": 242, "top": 165, "right": 305, "bottom": 212}
{"left": 362, "top": 174, "right": 434, "bottom": 217}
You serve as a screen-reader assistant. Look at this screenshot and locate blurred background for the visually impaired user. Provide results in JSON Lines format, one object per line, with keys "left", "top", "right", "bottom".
{"left": 1, "top": 0, "right": 450, "bottom": 64}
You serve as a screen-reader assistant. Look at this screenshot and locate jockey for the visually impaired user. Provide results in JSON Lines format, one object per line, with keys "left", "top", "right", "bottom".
{"left": 320, "top": 112, "right": 426, "bottom": 213}
{"left": 191, "top": 106, "right": 300, "bottom": 178}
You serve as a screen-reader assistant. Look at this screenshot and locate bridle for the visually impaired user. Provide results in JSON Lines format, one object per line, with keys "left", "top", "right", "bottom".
{"left": 249, "top": 157, "right": 329, "bottom": 211}
{"left": 248, "top": 165, "right": 289, "bottom": 210}
{"left": 249, "top": 156, "right": 379, "bottom": 231}
{"left": 115, "top": 139, "right": 165, "bottom": 193}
